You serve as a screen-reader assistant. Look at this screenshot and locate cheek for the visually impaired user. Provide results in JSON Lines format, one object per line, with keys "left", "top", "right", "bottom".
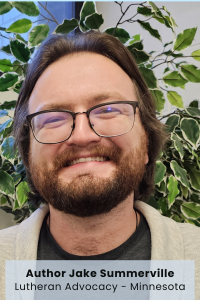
{"left": 29, "top": 136, "right": 59, "bottom": 168}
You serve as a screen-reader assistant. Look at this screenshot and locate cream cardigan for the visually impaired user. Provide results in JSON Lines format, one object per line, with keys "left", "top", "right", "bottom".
{"left": 0, "top": 201, "right": 199, "bottom": 299}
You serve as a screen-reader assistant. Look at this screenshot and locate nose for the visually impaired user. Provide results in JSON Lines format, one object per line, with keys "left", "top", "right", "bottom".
{"left": 66, "top": 112, "right": 101, "bottom": 146}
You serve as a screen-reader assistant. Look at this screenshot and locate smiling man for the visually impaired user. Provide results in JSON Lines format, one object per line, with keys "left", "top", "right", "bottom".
{"left": 0, "top": 32, "right": 200, "bottom": 298}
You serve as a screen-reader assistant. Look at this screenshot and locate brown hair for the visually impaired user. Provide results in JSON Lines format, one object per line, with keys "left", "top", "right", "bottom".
{"left": 13, "top": 31, "right": 167, "bottom": 206}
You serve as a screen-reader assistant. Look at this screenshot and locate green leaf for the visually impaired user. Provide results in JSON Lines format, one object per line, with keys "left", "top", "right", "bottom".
{"left": 185, "top": 107, "right": 200, "bottom": 118}
{"left": 170, "top": 160, "right": 189, "bottom": 188}
{"left": 148, "top": 1, "right": 159, "bottom": 13}
{"left": 6, "top": 19, "right": 32, "bottom": 34}
{"left": 137, "top": 6, "right": 152, "bottom": 16}
{"left": 173, "top": 28, "right": 197, "bottom": 52}
{"left": 127, "top": 41, "right": 143, "bottom": 51}
{"left": 139, "top": 67, "right": 157, "bottom": 89}
{"left": 55, "top": 19, "right": 78, "bottom": 35}
{"left": 181, "top": 202, "right": 200, "bottom": 220}
{"left": 0, "top": 59, "right": 12, "bottom": 72}
{"left": 0, "top": 119, "right": 12, "bottom": 136}
{"left": 164, "top": 67, "right": 170, "bottom": 73}
{"left": 164, "top": 41, "right": 173, "bottom": 48}
{"left": 185, "top": 164, "right": 200, "bottom": 191}
{"left": 137, "top": 20, "right": 161, "bottom": 41}
{"left": 163, "top": 51, "right": 183, "bottom": 58}
{"left": 0, "top": 100, "right": 16, "bottom": 110}
{"left": 1, "top": 44, "right": 11, "bottom": 55}
{"left": 10, "top": 40, "right": 30, "bottom": 63}
{"left": 13, "top": 80, "right": 23, "bottom": 94}
{"left": 0, "top": 170, "right": 15, "bottom": 195}
{"left": 128, "top": 48, "right": 150, "bottom": 65}
{"left": 11, "top": 1, "right": 39, "bottom": 16}
{"left": 158, "top": 198, "right": 169, "bottom": 215}
{"left": 185, "top": 219, "right": 200, "bottom": 227}
{"left": 191, "top": 49, "right": 200, "bottom": 62}
{"left": 148, "top": 196, "right": 159, "bottom": 209}
{"left": 191, "top": 193, "right": 200, "bottom": 204}
{"left": 166, "top": 16, "right": 177, "bottom": 28}
{"left": 172, "top": 214, "right": 182, "bottom": 223}
{"left": 11, "top": 173, "right": 21, "bottom": 185}
{"left": 156, "top": 179, "right": 166, "bottom": 194}
{"left": 80, "top": 2, "right": 96, "bottom": 31}
{"left": 29, "top": 24, "right": 50, "bottom": 46}
{"left": 0, "top": 194, "right": 7, "bottom": 206}
{"left": 167, "top": 175, "right": 179, "bottom": 208}
{"left": 151, "top": 89, "right": 165, "bottom": 112}
{"left": 0, "top": 73, "right": 18, "bottom": 91}
{"left": 181, "top": 65, "right": 200, "bottom": 83}
{"left": 171, "top": 133, "right": 184, "bottom": 159}
{"left": 16, "top": 161, "right": 25, "bottom": 174}
{"left": 0, "top": 109, "right": 8, "bottom": 117}
{"left": 146, "top": 63, "right": 153, "bottom": 69}
{"left": 167, "top": 91, "right": 184, "bottom": 108}
{"left": 189, "top": 100, "right": 199, "bottom": 108}
{"left": 85, "top": 13, "right": 104, "bottom": 29}
{"left": 105, "top": 28, "right": 130, "bottom": 44}
{"left": 0, "top": 2, "right": 13, "bottom": 15}
{"left": 16, "top": 181, "right": 29, "bottom": 207}
{"left": 180, "top": 183, "right": 188, "bottom": 199}
{"left": 154, "top": 161, "right": 166, "bottom": 184}
{"left": 13, "top": 199, "right": 19, "bottom": 211}
{"left": 180, "top": 118, "right": 199, "bottom": 149}
{"left": 153, "top": 16, "right": 164, "bottom": 25}
{"left": 130, "top": 34, "right": 140, "bottom": 43}
{"left": 1, "top": 136, "right": 16, "bottom": 159}
{"left": 15, "top": 34, "right": 27, "bottom": 44}
{"left": 12, "top": 60, "right": 23, "bottom": 76}
{"left": 163, "top": 71, "right": 188, "bottom": 87}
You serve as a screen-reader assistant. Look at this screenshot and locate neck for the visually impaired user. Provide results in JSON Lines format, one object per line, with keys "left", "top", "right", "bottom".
{"left": 48, "top": 194, "right": 140, "bottom": 256}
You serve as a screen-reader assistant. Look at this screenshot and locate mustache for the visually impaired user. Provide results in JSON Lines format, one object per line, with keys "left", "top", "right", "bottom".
{"left": 52, "top": 144, "right": 122, "bottom": 171}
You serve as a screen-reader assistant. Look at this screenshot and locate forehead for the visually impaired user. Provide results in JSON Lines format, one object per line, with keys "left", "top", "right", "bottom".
{"left": 29, "top": 52, "right": 138, "bottom": 113}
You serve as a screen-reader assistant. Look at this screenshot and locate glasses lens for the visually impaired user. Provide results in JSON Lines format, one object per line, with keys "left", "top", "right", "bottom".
{"left": 31, "top": 111, "right": 73, "bottom": 143}
{"left": 90, "top": 103, "right": 134, "bottom": 137}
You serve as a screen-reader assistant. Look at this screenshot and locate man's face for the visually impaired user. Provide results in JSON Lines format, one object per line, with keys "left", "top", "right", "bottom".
{"left": 28, "top": 52, "right": 148, "bottom": 217}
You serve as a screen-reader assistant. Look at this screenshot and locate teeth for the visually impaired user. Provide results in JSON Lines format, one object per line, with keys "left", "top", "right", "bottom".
{"left": 69, "top": 157, "right": 107, "bottom": 166}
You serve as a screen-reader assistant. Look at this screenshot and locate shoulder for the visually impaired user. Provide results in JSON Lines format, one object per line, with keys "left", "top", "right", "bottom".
{"left": 0, "top": 204, "right": 49, "bottom": 259}
{"left": 135, "top": 200, "right": 200, "bottom": 259}
{"left": 0, "top": 225, "right": 18, "bottom": 258}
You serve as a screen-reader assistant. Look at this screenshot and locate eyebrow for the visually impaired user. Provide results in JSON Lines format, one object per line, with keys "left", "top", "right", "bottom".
{"left": 36, "top": 92, "right": 128, "bottom": 112}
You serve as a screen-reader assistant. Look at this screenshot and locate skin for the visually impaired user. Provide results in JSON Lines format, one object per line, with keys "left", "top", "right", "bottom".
{"left": 28, "top": 52, "right": 149, "bottom": 256}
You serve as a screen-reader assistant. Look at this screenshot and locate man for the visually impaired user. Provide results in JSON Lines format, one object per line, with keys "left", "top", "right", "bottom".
{"left": 0, "top": 32, "right": 199, "bottom": 298}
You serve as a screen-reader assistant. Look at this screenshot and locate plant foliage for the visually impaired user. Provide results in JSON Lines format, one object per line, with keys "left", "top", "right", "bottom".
{"left": 0, "top": 1, "right": 200, "bottom": 224}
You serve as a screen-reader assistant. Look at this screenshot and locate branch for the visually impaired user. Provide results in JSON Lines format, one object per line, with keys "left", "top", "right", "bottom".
{"left": 33, "top": 19, "right": 46, "bottom": 23}
{"left": 159, "top": 111, "right": 179, "bottom": 120}
{"left": 39, "top": 12, "right": 55, "bottom": 23}
{"left": 0, "top": 33, "right": 9, "bottom": 40}
{"left": 38, "top": 1, "right": 59, "bottom": 25}
{"left": 113, "top": 1, "right": 147, "bottom": 35}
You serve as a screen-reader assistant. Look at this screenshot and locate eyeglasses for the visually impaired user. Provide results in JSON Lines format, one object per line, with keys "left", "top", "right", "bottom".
{"left": 26, "top": 101, "right": 139, "bottom": 144}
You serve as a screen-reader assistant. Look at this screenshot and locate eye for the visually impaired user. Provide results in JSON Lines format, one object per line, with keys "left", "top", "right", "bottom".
{"left": 43, "top": 117, "right": 64, "bottom": 125}
{"left": 96, "top": 106, "right": 121, "bottom": 114}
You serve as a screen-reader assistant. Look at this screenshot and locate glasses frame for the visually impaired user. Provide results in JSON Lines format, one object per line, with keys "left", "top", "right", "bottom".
{"left": 26, "top": 100, "right": 139, "bottom": 144}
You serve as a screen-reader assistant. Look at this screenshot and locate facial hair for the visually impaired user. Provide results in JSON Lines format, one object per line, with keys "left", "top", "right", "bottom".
{"left": 29, "top": 138, "right": 147, "bottom": 217}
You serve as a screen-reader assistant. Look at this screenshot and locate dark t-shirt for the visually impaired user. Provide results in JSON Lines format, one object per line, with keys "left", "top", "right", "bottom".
{"left": 37, "top": 211, "right": 151, "bottom": 260}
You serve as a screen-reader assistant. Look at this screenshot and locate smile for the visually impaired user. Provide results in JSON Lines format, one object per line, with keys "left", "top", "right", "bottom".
{"left": 68, "top": 157, "right": 109, "bottom": 166}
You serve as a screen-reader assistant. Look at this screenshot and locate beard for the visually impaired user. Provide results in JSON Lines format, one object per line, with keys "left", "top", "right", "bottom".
{"left": 29, "top": 138, "right": 148, "bottom": 217}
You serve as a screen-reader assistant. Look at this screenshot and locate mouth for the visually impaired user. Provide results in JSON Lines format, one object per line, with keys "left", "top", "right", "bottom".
{"left": 67, "top": 156, "right": 110, "bottom": 167}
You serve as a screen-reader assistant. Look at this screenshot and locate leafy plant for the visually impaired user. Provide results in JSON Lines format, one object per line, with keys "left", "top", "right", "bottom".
{"left": 150, "top": 100, "right": 200, "bottom": 226}
{"left": 0, "top": 1, "right": 200, "bottom": 224}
